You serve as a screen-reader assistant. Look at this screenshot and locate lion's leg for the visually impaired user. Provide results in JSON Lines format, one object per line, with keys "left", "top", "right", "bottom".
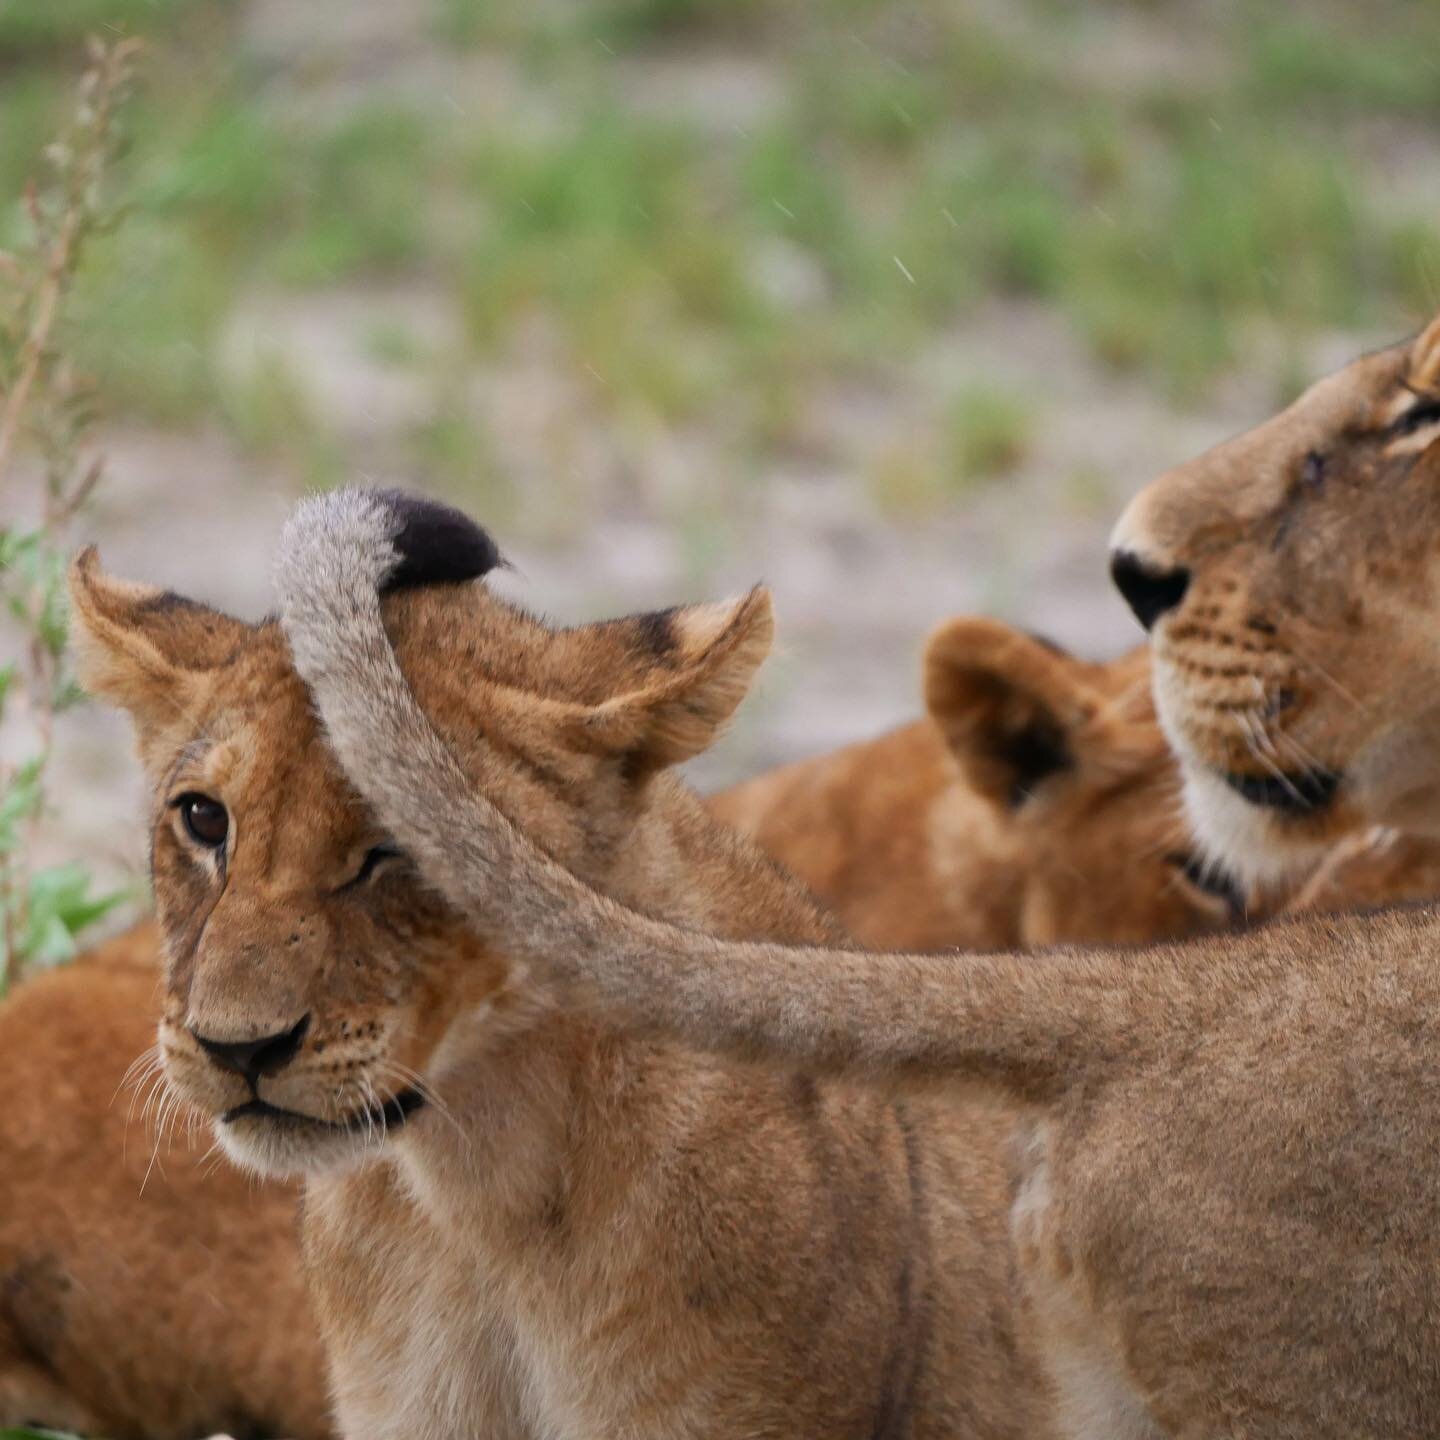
{"left": 1011, "top": 1125, "right": 1165, "bottom": 1440}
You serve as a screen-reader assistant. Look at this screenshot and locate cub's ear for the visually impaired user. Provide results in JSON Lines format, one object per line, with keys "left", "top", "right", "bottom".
{"left": 68, "top": 547, "right": 251, "bottom": 731}
{"left": 923, "top": 618, "right": 1105, "bottom": 809}
{"left": 1409, "top": 310, "right": 1440, "bottom": 393}
{"left": 570, "top": 587, "right": 774, "bottom": 778}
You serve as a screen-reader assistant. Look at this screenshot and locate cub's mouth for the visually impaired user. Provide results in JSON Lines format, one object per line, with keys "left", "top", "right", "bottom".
{"left": 1219, "top": 767, "right": 1341, "bottom": 816}
{"left": 222, "top": 1089, "right": 426, "bottom": 1135}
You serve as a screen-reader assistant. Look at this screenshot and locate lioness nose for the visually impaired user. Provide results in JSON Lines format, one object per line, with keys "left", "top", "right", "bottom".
{"left": 1110, "top": 551, "right": 1190, "bottom": 631}
{"left": 193, "top": 1014, "right": 310, "bottom": 1085}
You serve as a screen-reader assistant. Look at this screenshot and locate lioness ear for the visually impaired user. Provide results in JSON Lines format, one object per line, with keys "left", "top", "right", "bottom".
{"left": 923, "top": 618, "right": 1100, "bottom": 809}
{"left": 574, "top": 587, "right": 774, "bottom": 776}
{"left": 1409, "top": 311, "right": 1440, "bottom": 393}
{"left": 68, "top": 546, "right": 251, "bottom": 731}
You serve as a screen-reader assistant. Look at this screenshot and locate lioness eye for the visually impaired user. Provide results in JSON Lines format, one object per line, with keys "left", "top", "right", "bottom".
{"left": 176, "top": 793, "right": 229, "bottom": 849}
{"left": 1300, "top": 450, "right": 1325, "bottom": 489}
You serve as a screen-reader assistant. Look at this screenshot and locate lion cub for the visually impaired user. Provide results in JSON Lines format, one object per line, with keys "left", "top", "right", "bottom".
{"left": 71, "top": 522, "right": 1054, "bottom": 1437}
{"left": 712, "top": 628, "right": 1249, "bottom": 948}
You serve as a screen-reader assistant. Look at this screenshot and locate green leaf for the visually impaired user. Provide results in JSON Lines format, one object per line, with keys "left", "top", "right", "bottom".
{"left": 0, "top": 527, "right": 42, "bottom": 572}
{"left": 50, "top": 673, "right": 87, "bottom": 713}
{"left": 25, "top": 910, "right": 77, "bottom": 965}
{"left": 20, "top": 862, "right": 131, "bottom": 965}
{"left": 36, "top": 552, "right": 70, "bottom": 655}
{"left": 26, "top": 861, "right": 92, "bottom": 907}
{"left": 0, "top": 756, "right": 44, "bottom": 851}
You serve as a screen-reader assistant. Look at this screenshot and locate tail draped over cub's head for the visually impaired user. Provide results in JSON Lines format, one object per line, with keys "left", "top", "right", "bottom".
{"left": 70, "top": 486, "right": 800, "bottom": 1181}
{"left": 274, "top": 487, "right": 1192, "bottom": 1102}
{"left": 275, "top": 488, "right": 777, "bottom": 803}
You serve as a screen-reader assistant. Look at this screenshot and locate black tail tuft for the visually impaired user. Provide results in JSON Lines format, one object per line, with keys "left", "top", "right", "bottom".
{"left": 375, "top": 489, "right": 503, "bottom": 592}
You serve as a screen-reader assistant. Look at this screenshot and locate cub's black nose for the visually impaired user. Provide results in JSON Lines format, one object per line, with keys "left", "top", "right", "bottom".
{"left": 1110, "top": 551, "right": 1190, "bottom": 631}
{"left": 193, "top": 1014, "right": 310, "bottom": 1085}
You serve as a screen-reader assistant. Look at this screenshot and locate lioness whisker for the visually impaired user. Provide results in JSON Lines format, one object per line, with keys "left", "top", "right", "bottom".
{"left": 115, "top": 1042, "right": 163, "bottom": 1107}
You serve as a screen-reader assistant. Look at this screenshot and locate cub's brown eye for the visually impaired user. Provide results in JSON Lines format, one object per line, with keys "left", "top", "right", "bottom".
{"left": 1300, "top": 450, "right": 1325, "bottom": 489}
{"left": 176, "top": 793, "right": 228, "bottom": 849}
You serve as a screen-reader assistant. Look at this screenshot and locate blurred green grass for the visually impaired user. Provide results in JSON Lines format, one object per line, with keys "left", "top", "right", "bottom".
{"left": 1, "top": 0, "right": 1437, "bottom": 485}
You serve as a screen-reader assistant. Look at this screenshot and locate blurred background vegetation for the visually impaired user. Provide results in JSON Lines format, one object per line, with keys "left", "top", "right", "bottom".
{"left": 1, "top": 0, "right": 1438, "bottom": 921}
{"left": 2, "top": 0, "right": 1434, "bottom": 439}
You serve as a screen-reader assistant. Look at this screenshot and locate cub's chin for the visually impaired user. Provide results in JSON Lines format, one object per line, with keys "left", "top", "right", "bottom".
{"left": 214, "top": 1092, "right": 426, "bottom": 1179}
{"left": 214, "top": 1109, "right": 375, "bottom": 1179}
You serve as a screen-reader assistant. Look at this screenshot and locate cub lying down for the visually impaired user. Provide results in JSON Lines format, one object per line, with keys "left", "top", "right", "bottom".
{"left": 0, "top": 924, "right": 329, "bottom": 1440}
{"left": 279, "top": 485, "right": 1440, "bottom": 1440}
{"left": 711, "top": 631, "right": 1249, "bottom": 947}
{"left": 711, "top": 628, "right": 1440, "bottom": 944}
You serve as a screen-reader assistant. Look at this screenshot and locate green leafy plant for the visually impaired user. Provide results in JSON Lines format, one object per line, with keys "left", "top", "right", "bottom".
{"left": 0, "top": 37, "right": 141, "bottom": 992}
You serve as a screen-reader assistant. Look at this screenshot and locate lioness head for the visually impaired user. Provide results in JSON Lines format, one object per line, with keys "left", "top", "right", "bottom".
{"left": 69, "top": 531, "right": 772, "bottom": 1178}
{"left": 1110, "top": 314, "right": 1440, "bottom": 883}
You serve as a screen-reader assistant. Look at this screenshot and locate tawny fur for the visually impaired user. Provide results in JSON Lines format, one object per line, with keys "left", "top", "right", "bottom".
{"left": 709, "top": 629, "right": 1440, "bottom": 946}
{"left": 709, "top": 631, "right": 1245, "bottom": 948}
{"left": 275, "top": 477, "right": 1440, "bottom": 1439}
{"left": 0, "top": 922, "right": 329, "bottom": 1440}
{"left": 71, "top": 535, "right": 1057, "bottom": 1439}
{"left": 44, "top": 335, "right": 1440, "bottom": 1440}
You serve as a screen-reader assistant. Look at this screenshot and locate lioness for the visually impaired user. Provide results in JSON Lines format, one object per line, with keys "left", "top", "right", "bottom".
{"left": 70, "top": 530, "right": 1057, "bottom": 1437}
{"left": 279, "top": 459, "right": 1440, "bottom": 1440}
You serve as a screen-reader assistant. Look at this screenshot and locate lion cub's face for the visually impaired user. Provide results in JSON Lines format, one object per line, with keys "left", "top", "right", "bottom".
{"left": 148, "top": 651, "right": 486, "bottom": 1178}
{"left": 69, "top": 551, "right": 771, "bottom": 1178}
{"left": 1111, "top": 314, "right": 1440, "bottom": 884}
